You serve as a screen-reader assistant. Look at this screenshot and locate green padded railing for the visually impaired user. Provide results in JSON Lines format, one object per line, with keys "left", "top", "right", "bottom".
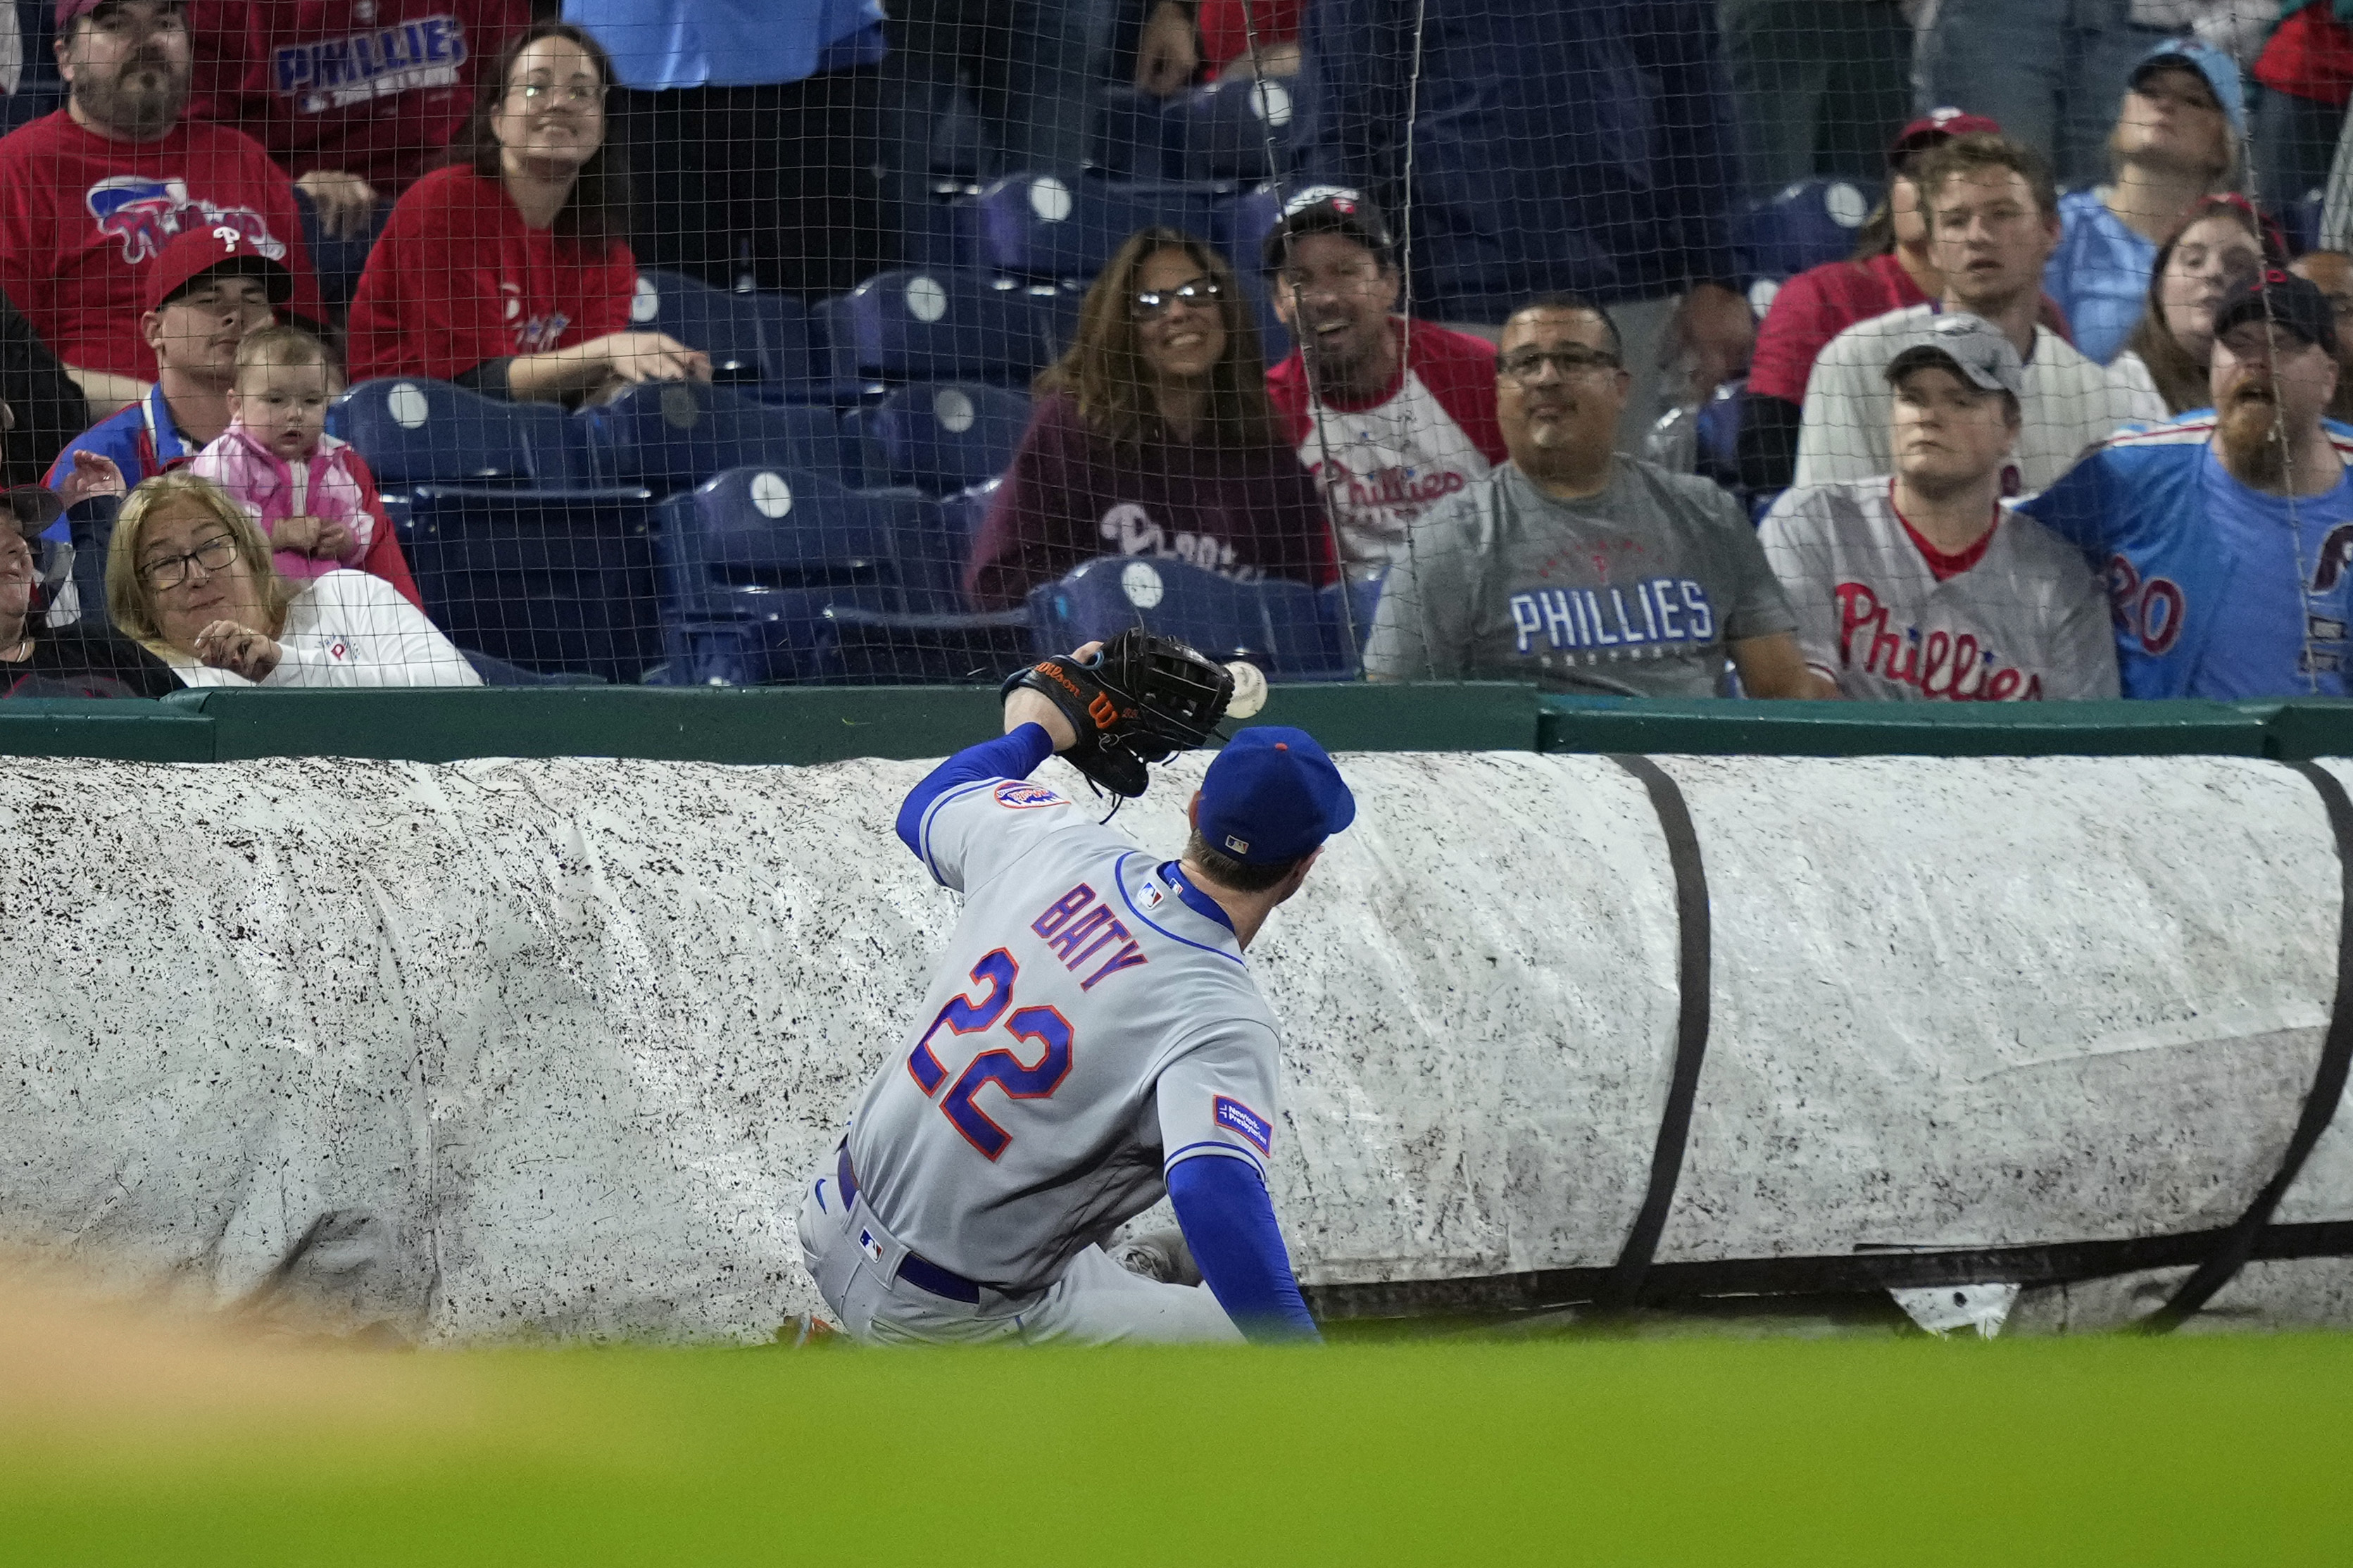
{"left": 3, "top": 684, "right": 2352, "bottom": 764}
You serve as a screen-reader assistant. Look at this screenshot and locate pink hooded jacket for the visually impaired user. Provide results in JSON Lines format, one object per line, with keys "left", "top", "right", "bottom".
{"left": 189, "top": 423, "right": 373, "bottom": 584}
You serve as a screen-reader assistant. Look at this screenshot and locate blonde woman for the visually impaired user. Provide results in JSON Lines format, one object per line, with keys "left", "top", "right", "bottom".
{"left": 105, "top": 472, "right": 481, "bottom": 689}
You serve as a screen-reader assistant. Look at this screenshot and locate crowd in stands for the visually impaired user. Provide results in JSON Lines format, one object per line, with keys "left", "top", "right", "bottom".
{"left": 6, "top": 0, "right": 2353, "bottom": 706}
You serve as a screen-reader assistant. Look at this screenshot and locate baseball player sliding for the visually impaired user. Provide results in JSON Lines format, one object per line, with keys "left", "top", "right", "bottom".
{"left": 798, "top": 632, "right": 1355, "bottom": 1344}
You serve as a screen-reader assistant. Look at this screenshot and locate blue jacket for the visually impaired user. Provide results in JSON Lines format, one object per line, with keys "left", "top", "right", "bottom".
{"left": 1296, "top": 0, "right": 1743, "bottom": 318}
{"left": 2020, "top": 415, "right": 2353, "bottom": 698}
{"left": 562, "top": 0, "right": 885, "bottom": 92}
{"left": 37, "top": 385, "right": 199, "bottom": 544}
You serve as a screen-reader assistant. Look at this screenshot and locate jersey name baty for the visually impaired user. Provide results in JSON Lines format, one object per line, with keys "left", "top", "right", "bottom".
{"left": 849, "top": 772, "right": 1286, "bottom": 1290}
{"left": 1759, "top": 477, "right": 2119, "bottom": 702}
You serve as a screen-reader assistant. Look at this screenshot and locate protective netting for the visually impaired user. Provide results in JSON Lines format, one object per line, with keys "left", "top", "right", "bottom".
{"left": 2, "top": 1, "right": 2352, "bottom": 701}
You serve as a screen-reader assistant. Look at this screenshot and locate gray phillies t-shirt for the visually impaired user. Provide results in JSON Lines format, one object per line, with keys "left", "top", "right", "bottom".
{"left": 845, "top": 770, "right": 1285, "bottom": 1292}
{"left": 1362, "top": 458, "right": 1797, "bottom": 695}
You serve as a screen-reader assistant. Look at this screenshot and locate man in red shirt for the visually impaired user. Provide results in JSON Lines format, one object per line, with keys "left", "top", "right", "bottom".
{"left": 1260, "top": 189, "right": 1508, "bottom": 574}
{"left": 0, "top": 0, "right": 322, "bottom": 417}
{"left": 184, "top": 0, "right": 529, "bottom": 230}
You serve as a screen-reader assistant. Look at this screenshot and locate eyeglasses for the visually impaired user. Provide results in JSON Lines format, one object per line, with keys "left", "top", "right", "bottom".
{"left": 139, "top": 532, "right": 238, "bottom": 589}
{"left": 1131, "top": 277, "right": 1223, "bottom": 318}
{"left": 1496, "top": 348, "right": 1621, "bottom": 385}
{"left": 510, "top": 80, "right": 605, "bottom": 108}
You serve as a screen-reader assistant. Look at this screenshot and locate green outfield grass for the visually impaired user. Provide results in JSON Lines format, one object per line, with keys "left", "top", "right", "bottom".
{"left": 6, "top": 1328, "right": 2347, "bottom": 1565}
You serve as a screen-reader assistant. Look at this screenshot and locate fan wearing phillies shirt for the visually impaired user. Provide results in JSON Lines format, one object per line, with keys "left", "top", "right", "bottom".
{"left": 1262, "top": 189, "right": 1507, "bottom": 573}
{"left": 1759, "top": 315, "right": 2117, "bottom": 702}
{"left": 0, "top": 0, "right": 322, "bottom": 417}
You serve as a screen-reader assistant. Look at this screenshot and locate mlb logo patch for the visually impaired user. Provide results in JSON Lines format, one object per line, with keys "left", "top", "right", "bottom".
{"left": 859, "top": 1227, "right": 884, "bottom": 1262}
{"left": 1213, "top": 1096, "right": 1273, "bottom": 1155}
{"left": 994, "top": 780, "right": 1067, "bottom": 810}
{"left": 1141, "top": 880, "right": 1166, "bottom": 909}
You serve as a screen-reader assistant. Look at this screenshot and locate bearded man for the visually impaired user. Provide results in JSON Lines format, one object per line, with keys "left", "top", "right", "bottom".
{"left": 2023, "top": 268, "right": 2353, "bottom": 698}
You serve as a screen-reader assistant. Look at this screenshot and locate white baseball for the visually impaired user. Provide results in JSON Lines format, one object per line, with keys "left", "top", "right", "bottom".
{"left": 1225, "top": 660, "right": 1267, "bottom": 719}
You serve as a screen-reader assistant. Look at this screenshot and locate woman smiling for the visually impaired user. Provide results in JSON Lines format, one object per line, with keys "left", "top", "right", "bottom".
{"left": 964, "top": 227, "right": 1337, "bottom": 610}
{"left": 104, "top": 473, "right": 481, "bottom": 689}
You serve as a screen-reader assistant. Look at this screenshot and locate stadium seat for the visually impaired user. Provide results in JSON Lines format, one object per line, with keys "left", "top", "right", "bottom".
{"left": 654, "top": 465, "right": 918, "bottom": 683}
{"left": 1735, "top": 178, "right": 1882, "bottom": 282}
{"left": 579, "top": 381, "right": 853, "bottom": 494}
{"left": 626, "top": 268, "right": 812, "bottom": 393}
{"left": 958, "top": 173, "right": 1224, "bottom": 280}
{"left": 396, "top": 485, "right": 663, "bottom": 684}
{"left": 1212, "top": 185, "right": 1292, "bottom": 361}
{"left": 818, "top": 268, "right": 1063, "bottom": 384}
{"left": 2285, "top": 189, "right": 2328, "bottom": 260}
{"left": 1091, "top": 85, "right": 1179, "bottom": 180}
{"left": 1172, "top": 75, "right": 1301, "bottom": 183}
{"left": 854, "top": 382, "right": 1031, "bottom": 494}
{"left": 331, "top": 377, "right": 555, "bottom": 486}
{"left": 1321, "top": 572, "right": 1385, "bottom": 653}
{"left": 460, "top": 648, "right": 608, "bottom": 686}
{"left": 1026, "top": 554, "right": 1353, "bottom": 678}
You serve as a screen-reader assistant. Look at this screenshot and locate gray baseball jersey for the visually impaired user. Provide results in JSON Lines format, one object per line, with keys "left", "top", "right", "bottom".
{"left": 843, "top": 771, "right": 1284, "bottom": 1291}
{"left": 1758, "top": 477, "right": 2120, "bottom": 701}
{"left": 1361, "top": 458, "right": 1797, "bottom": 696}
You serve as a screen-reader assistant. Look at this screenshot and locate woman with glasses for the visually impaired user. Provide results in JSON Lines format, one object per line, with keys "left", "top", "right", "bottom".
{"left": 346, "top": 21, "right": 710, "bottom": 402}
{"left": 964, "top": 227, "right": 1336, "bottom": 610}
{"left": 104, "top": 472, "right": 479, "bottom": 688}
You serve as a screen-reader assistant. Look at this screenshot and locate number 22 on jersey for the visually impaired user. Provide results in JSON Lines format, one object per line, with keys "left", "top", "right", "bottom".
{"left": 905, "top": 949, "right": 1074, "bottom": 1160}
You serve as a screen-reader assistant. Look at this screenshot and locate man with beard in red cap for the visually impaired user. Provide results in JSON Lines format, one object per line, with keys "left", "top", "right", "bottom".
{"left": 2022, "top": 268, "right": 2353, "bottom": 698}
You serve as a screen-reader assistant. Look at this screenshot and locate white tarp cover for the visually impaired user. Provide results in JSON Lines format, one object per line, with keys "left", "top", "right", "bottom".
{"left": 4, "top": 750, "right": 2351, "bottom": 1342}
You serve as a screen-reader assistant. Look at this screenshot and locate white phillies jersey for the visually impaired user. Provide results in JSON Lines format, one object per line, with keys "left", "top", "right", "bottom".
{"left": 846, "top": 772, "right": 1284, "bottom": 1291}
{"left": 1269, "top": 318, "right": 1507, "bottom": 570}
{"left": 1759, "top": 477, "right": 2120, "bottom": 701}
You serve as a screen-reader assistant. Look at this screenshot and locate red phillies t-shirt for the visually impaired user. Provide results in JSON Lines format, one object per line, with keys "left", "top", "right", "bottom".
{"left": 0, "top": 110, "right": 323, "bottom": 381}
{"left": 1266, "top": 317, "right": 1508, "bottom": 567}
{"left": 187, "top": 0, "right": 530, "bottom": 197}
{"left": 345, "top": 163, "right": 636, "bottom": 382}
{"left": 1198, "top": 0, "right": 1303, "bottom": 73}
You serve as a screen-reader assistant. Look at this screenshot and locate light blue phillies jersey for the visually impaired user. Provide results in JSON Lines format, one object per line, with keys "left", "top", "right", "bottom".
{"left": 844, "top": 772, "right": 1284, "bottom": 1291}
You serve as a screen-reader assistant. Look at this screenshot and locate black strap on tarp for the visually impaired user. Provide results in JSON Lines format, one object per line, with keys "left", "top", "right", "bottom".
{"left": 1598, "top": 755, "right": 1713, "bottom": 1312}
{"left": 2141, "top": 760, "right": 2353, "bottom": 1331}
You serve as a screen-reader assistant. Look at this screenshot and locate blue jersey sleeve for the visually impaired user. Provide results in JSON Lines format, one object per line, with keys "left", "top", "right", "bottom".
{"left": 2016, "top": 447, "right": 2119, "bottom": 560}
{"left": 1167, "top": 1155, "right": 1320, "bottom": 1343}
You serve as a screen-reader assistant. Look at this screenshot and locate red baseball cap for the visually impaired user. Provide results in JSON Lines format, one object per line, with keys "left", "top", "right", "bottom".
{"left": 144, "top": 222, "right": 294, "bottom": 315}
{"left": 1890, "top": 107, "right": 2004, "bottom": 165}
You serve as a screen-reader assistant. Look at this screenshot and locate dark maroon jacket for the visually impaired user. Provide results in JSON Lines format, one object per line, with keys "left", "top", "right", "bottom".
{"left": 965, "top": 392, "right": 1340, "bottom": 610}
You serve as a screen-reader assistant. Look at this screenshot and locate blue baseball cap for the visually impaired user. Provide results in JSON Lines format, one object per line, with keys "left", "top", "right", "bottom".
{"left": 2133, "top": 37, "right": 2247, "bottom": 138}
{"left": 1197, "top": 727, "right": 1355, "bottom": 866}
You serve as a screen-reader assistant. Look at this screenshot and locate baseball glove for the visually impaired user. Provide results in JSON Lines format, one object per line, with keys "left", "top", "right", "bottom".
{"left": 1000, "top": 628, "right": 1236, "bottom": 798}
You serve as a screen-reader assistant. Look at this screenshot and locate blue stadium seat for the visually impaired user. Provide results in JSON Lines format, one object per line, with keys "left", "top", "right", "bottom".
{"left": 1735, "top": 178, "right": 1883, "bottom": 282}
{"left": 857, "top": 382, "right": 1031, "bottom": 494}
{"left": 331, "top": 377, "right": 554, "bottom": 485}
{"left": 1026, "top": 554, "right": 1353, "bottom": 678}
{"left": 626, "top": 268, "right": 812, "bottom": 393}
{"left": 580, "top": 381, "right": 852, "bottom": 494}
{"left": 1212, "top": 184, "right": 1291, "bottom": 361}
{"left": 654, "top": 465, "right": 917, "bottom": 683}
{"left": 1172, "top": 75, "right": 1301, "bottom": 183}
{"left": 1320, "top": 572, "right": 1384, "bottom": 653}
{"left": 1091, "top": 86, "right": 1181, "bottom": 180}
{"left": 395, "top": 486, "right": 663, "bottom": 684}
{"left": 958, "top": 173, "right": 1224, "bottom": 280}
{"left": 2285, "top": 189, "right": 2328, "bottom": 261}
{"left": 817, "top": 268, "right": 1062, "bottom": 384}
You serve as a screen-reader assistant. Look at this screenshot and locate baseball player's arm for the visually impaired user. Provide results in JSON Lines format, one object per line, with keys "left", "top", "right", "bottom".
{"left": 893, "top": 642, "right": 1108, "bottom": 879}
{"left": 1166, "top": 1155, "right": 1319, "bottom": 1343}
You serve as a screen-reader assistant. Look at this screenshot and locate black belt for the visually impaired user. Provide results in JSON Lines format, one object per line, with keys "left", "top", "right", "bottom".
{"left": 836, "top": 1144, "right": 985, "bottom": 1305}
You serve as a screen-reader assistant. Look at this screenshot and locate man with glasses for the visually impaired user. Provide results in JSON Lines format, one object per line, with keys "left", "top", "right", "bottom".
{"left": 0, "top": 0, "right": 321, "bottom": 420}
{"left": 1797, "top": 134, "right": 2164, "bottom": 498}
{"left": 1362, "top": 294, "right": 1815, "bottom": 698}
{"left": 2023, "top": 270, "right": 2353, "bottom": 698}
{"left": 1260, "top": 189, "right": 1507, "bottom": 574}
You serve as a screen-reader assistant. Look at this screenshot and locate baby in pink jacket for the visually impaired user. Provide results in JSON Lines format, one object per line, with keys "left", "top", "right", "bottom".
{"left": 191, "top": 325, "right": 371, "bottom": 584}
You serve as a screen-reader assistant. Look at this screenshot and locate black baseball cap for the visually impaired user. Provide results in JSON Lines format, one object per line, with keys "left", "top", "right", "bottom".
{"left": 1260, "top": 186, "right": 1395, "bottom": 273}
{"left": 2213, "top": 268, "right": 2341, "bottom": 358}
